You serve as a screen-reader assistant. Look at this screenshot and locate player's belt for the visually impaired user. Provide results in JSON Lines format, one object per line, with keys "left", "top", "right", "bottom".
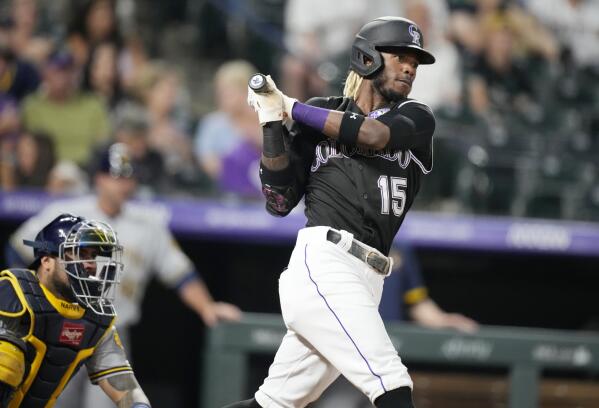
{"left": 326, "top": 230, "right": 390, "bottom": 275}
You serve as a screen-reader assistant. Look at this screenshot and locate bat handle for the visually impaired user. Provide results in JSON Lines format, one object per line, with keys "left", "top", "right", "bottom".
{"left": 249, "top": 73, "right": 269, "bottom": 94}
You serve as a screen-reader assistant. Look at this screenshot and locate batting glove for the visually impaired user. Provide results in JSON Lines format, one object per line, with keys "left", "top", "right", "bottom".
{"left": 247, "top": 85, "right": 284, "bottom": 126}
{"left": 263, "top": 75, "right": 297, "bottom": 121}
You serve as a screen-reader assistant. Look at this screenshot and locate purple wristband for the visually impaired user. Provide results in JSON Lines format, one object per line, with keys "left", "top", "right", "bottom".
{"left": 291, "top": 102, "right": 330, "bottom": 131}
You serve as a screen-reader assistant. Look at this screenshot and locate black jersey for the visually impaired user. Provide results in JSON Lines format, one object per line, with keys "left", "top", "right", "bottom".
{"left": 260, "top": 96, "right": 435, "bottom": 255}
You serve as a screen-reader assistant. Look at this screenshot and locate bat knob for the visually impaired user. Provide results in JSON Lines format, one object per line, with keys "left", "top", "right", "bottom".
{"left": 249, "top": 73, "right": 268, "bottom": 93}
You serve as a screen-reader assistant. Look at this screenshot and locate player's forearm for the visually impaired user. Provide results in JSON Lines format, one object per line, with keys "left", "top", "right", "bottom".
{"left": 408, "top": 299, "right": 447, "bottom": 328}
{"left": 261, "top": 121, "right": 289, "bottom": 171}
{"left": 99, "top": 374, "right": 150, "bottom": 407}
{"left": 116, "top": 388, "right": 151, "bottom": 408}
{"left": 259, "top": 122, "right": 301, "bottom": 216}
{"left": 178, "top": 279, "right": 216, "bottom": 322}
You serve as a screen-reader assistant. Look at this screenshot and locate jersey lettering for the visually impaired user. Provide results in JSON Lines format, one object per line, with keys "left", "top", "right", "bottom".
{"left": 377, "top": 176, "right": 407, "bottom": 217}
{"left": 311, "top": 140, "right": 411, "bottom": 172}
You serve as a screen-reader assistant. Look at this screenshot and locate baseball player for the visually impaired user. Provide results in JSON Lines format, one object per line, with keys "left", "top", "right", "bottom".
{"left": 6, "top": 142, "right": 242, "bottom": 407}
{"left": 0, "top": 213, "right": 151, "bottom": 407}
{"left": 230, "top": 16, "right": 436, "bottom": 408}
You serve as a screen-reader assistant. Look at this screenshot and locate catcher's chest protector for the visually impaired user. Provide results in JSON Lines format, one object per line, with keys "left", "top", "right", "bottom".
{"left": 2, "top": 269, "right": 113, "bottom": 408}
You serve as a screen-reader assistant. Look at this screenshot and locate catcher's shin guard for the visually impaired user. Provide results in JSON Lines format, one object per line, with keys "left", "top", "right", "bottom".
{"left": 221, "top": 397, "right": 261, "bottom": 408}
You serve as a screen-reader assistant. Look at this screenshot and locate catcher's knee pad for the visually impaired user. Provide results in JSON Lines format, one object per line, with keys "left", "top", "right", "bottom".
{"left": 221, "top": 397, "right": 261, "bottom": 408}
{"left": 374, "top": 386, "right": 414, "bottom": 408}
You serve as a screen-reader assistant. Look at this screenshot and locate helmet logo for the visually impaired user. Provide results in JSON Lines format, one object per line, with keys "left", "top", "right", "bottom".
{"left": 408, "top": 25, "right": 421, "bottom": 46}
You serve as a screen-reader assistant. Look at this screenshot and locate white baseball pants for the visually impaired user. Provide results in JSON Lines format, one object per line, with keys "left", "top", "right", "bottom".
{"left": 255, "top": 226, "right": 412, "bottom": 408}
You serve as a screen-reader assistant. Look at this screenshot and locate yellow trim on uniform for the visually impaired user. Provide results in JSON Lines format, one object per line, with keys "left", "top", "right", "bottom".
{"left": 0, "top": 340, "right": 25, "bottom": 388}
{"left": 113, "top": 330, "right": 124, "bottom": 349}
{"left": 0, "top": 270, "right": 36, "bottom": 339}
{"left": 47, "top": 318, "right": 115, "bottom": 406}
{"left": 0, "top": 277, "right": 26, "bottom": 317}
{"left": 1, "top": 269, "right": 116, "bottom": 408}
{"left": 39, "top": 283, "right": 85, "bottom": 319}
{"left": 45, "top": 347, "right": 96, "bottom": 407}
{"left": 2, "top": 270, "right": 42, "bottom": 408}
{"left": 403, "top": 287, "right": 428, "bottom": 305}
{"left": 89, "top": 365, "right": 133, "bottom": 382}
{"left": 8, "top": 336, "right": 46, "bottom": 408}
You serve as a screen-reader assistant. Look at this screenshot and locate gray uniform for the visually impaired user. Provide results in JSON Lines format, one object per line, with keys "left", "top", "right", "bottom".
{"left": 9, "top": 196, "right": 195, "bottom": 408}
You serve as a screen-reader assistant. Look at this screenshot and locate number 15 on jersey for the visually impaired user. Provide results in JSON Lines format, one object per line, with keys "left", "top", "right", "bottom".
{"left": 377, "top": 176, "right": 407, "bottom": 217}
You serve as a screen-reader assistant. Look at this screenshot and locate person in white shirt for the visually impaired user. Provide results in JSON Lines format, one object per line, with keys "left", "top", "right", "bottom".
{"left": 7, "top": 142, "right": 242, "bottom": 408}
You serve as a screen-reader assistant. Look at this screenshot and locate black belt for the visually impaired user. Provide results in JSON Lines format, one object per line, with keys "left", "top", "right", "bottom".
{"left": 326, "top": 229, "right": 390, "bottom": 275}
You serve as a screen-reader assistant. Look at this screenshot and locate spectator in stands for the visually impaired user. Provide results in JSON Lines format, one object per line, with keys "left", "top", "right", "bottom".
{"left": 66, "top": 0, "right": 122, "bottom": 68}
{"left": 0, "top": 39, "right": 40, "bottom": 101}
{"left": 449, "top": 0, "right": 559, "bottom": 71}
{"left": 465, "top": 20, "right": 536, "bottom": 120}
{"left": 0, "top": 96, "right": 20, "bottom": 139}
{"left": 88, "top": 102, "right": 168, "bottom": 195}
{"left": 0, "top": 97, "right": 21, "bottom": 187}
{"left": 82, "top": 40, "right": 124, "bottom": 110}
{"left": 21, "top": 48, "right": 110, "bottom": 166}
{"left": 525, "top": 0, "right": 599, "bottom": 69}
{"left": 6, "top": 142, "right": 242, "bottom": 408}
{"left": 131, "top": 60, "right": 198, "bottom": 190}
{"left": 193, "top": 60, "right": 262, "bottom": 196}
{"left": 403, "top": 0, "right": 463, "bottom": 111}
{"left": 118, "top": 30, "right": 150, "bottom": 91}
{"left": 0, "top": 130, "right": 55, "bottom": 190}
{"left": 281, "top": 0, "right": 400, "bottom": 100}
{"left": 217, "top": 119, "right": 263, "bottom": 198}
{"left": 6, "top": 0, "right": 55, "bottom": 65}
{"left": 46, "top": 159, "right": 90, "bottom": 195}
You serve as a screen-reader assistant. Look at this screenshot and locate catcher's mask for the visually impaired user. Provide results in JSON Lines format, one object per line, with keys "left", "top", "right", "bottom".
{"left": 350, "top": 16, "right": 436, "bottom": 78}
{"left": 24, "top": 213, "right": 124, "bottom": 316}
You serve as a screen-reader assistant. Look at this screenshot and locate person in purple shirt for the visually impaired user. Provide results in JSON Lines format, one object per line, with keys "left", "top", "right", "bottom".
{"left": 219, "top": 138, "right": 263, "bottom": 198}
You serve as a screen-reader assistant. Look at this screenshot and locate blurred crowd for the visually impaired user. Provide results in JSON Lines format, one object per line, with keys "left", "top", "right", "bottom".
{"left": 0, "top": 0, "right": 597, "bottom": 220}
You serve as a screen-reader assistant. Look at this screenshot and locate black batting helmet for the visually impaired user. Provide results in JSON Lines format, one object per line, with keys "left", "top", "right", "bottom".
{"left": 350, "top": 16, "right": 436, "bottom": 78}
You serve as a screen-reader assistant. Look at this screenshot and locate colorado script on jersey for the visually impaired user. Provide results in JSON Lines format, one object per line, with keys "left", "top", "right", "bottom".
{"left": 310, "top": 140, "right": 428, "bottom": 174}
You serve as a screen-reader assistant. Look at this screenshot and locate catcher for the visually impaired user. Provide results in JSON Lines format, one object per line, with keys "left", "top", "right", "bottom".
{"left": 0, "top": 213, "right": 151, "bottom": 407}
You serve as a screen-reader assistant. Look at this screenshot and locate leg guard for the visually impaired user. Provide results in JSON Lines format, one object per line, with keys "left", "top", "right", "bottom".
{"left": 374, "top": 386, "right": 414, "bottom": 408}
{"left": 221, "top": 397, "right": 262, "bottom": 408}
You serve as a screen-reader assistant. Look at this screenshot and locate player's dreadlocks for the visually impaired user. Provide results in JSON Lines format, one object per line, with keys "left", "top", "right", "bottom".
{"left": 343, "top": 70, "right": 363, "bottom": 100}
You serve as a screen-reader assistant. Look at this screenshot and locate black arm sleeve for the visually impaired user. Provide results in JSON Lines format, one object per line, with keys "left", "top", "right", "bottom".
{"left": 260, "top": 125, "right": 316, "bottom": 217}
{"left": 260, "top": 98, "right": 329, "bottom": 217}
{"left": 377, "top": 102, "right": 435, "bottom": 151}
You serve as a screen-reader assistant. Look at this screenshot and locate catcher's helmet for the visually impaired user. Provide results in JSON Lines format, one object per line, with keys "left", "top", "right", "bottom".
{"left": 24, "top": 213, "right": 85, "bottom": 262}
{"left": 24, "top": 213, "right": 124, "bottom": 316}
{"left": 350, "top": 16, "right": 436, "bottom": 78}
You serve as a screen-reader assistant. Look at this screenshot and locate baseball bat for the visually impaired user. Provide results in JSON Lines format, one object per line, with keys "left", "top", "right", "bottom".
{"left": 249, "top": 73, "right": 270, "bottom": 94}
